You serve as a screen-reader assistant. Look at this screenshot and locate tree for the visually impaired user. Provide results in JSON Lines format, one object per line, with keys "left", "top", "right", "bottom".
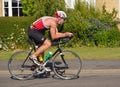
{"left": 22, "top": 0, "right": 36, "bottom": 16}
{"left": 22, "top": 0, "right": 66, "bottom": 18}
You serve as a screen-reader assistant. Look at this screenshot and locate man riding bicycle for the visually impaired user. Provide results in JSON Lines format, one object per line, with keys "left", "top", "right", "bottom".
{"left": 28, "top": 11, "right": 73, "bottom": 69}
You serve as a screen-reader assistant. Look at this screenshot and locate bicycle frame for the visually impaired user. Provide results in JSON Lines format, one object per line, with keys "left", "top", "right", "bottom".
{"left": 21, "top": 36, "right": 72, "bottom": 68}
{"left": 21, "top": 44, "right": 36, "bottom": 68}
{"left": 43, "top": 43, "right": 67, "bottom": 67}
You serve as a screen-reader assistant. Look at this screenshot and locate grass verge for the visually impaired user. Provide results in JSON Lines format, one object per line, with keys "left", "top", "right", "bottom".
{"left": 0, "top": 47, "right": 120, "bottom": 60}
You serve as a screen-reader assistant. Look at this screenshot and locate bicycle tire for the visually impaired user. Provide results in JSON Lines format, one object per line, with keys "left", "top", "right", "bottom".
{"left": 8, "top": 51, "right": 34, "bottom": 80}
{"left": 52, "top": 50, "right": 82, "bottom": 80}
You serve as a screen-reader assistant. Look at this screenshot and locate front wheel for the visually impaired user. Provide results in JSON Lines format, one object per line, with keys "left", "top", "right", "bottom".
{"left": 52, "top": 50, "right": 82, "bottom": 80}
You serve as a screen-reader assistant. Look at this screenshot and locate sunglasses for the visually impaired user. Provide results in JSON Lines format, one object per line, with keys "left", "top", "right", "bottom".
{"left": 61, "top": 18, "right": 66, "bottom": 21}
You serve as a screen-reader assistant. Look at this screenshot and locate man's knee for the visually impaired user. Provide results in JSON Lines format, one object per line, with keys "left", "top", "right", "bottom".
{"left": 44, "top": 39, "right": 51, "bottom": 47}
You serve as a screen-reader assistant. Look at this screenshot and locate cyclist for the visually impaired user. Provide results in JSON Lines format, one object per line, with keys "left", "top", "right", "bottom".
{"left": 28, "top": 11, "right": 73, "bottom": 69}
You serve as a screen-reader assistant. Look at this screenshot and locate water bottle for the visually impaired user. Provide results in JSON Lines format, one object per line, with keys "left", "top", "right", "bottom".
{"left": 44, "top": 52, "right": 52, "bottom": 62}
{"left": 38, "top": 54, "right": 43, "bottom": 63}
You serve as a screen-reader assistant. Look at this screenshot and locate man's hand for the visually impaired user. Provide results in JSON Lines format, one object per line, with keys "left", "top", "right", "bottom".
{"left": 65, "top": 32, "right": 73, "bottom": 37}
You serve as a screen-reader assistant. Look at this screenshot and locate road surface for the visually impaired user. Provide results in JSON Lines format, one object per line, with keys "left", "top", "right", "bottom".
{"left": 0, "top": 60, "right": 120, "bottom": 87}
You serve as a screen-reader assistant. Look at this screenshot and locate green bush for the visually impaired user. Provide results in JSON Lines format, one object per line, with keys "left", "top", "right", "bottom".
{"left": 64, "top": 1, "right": 119, "bottom": 47}
{"left": 0, "top": 1, "right": 120, "bottom": 50}
{"left": 0, "top": 17, "right": 35, "bottom": 50}
{"left": 0, "top": 17, "right": 34, "bottom": 35}
{"left": 94, "top": 29, "right": 120, "bottom": 47}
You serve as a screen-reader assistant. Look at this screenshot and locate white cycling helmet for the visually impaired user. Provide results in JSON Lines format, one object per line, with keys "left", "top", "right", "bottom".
{"left": 55, "top": 11, "right": 67, "bottom": 19}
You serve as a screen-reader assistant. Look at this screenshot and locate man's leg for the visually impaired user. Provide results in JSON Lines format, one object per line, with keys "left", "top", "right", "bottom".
{"left": 32, "top": 39, "right": 51, "bottom": 58}
{"left": 30, "top": 39, "right": 52, "bottom": 72}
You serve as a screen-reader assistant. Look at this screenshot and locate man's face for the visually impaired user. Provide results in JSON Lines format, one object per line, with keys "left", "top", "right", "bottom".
{"left": 58, "top": 18, "right": 66, "bottom": 24}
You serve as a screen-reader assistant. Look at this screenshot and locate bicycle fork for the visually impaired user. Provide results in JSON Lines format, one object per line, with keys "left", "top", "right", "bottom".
{"left": 60, "top": 52, "right": 68, "bottom": 68}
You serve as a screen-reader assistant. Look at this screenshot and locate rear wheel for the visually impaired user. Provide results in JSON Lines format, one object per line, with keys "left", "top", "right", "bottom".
{"left": 53, "top": 50, "right": 82, "bottom": 80}
{"left": 8, "top": 51, "right": 35, "bottom": 80}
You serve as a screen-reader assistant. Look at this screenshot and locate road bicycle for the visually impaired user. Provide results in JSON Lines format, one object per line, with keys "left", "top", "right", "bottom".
{"left": 8, "top": 36, "right": 82, "bottom": 80}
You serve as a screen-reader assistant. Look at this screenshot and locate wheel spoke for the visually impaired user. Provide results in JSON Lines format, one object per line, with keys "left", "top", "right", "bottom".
{"left": 8, "top": 51, "right": 34, "bottom": 80}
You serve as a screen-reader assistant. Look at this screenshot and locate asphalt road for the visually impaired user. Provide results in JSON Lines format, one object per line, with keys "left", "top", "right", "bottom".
{"left": 0, "top": 60, "right": 120, "bottom": 87}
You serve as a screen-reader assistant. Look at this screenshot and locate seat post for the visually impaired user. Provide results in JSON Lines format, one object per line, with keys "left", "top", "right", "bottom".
{"left": 27, "top": 37, "right": 36, "bottom": 52}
